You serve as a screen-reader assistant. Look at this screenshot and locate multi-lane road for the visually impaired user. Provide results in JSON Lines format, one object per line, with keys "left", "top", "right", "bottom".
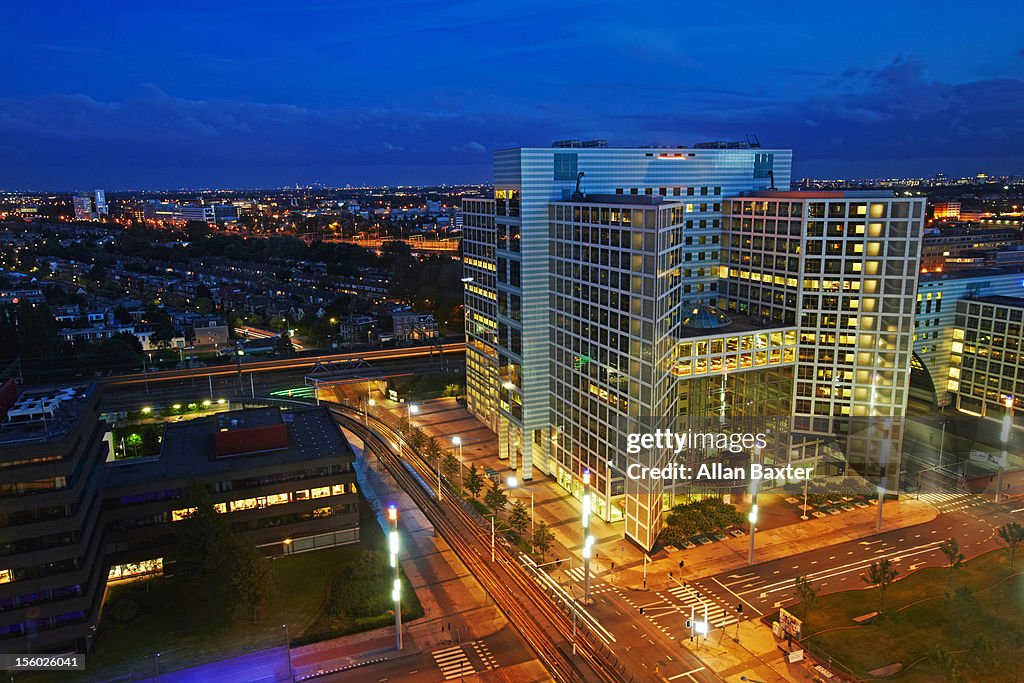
{"left": 102, "top": 343, "right": 464, "bottom": 387}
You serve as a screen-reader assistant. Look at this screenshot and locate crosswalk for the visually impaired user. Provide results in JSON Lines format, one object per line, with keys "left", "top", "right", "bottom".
{"left": 658, "top": 582, "right": 738, "bottom": 630}
{"left": 919, "top": 491, "right": 985, "bottom": 513}
{"left": 563, "top": 566, "right": 615, "bottom": 594}
{"left": 430, "top": 641, "right": 497, "bottom": 680}
{"left": 471, "top": 641, "right": 498, "bottom": 670}
{"left": 431, "top": 644, "right": 476, "bottom": 680}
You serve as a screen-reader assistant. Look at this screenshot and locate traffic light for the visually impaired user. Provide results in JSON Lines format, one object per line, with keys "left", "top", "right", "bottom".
{"left": 669, "top": 571, "right": 673, "bottom": 579}
{"left": 737, "top": 603, "right": 744, "bottom": 614}
{"left": 679, "top": 560, "right": 685, "bottom": 569}
{"left": 639, "top": 607, "right": 645, "bottom": 615}
{"left": 685, "top": 619, "right": 692, "bottom": 629}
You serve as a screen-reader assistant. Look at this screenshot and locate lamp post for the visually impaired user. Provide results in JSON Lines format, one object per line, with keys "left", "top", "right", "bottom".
{"left": 365, "top": 397, "right": 375, "bottom": 426}
{"left": 876, "top": 417, "right": 893, "bottom": 533}
{"left": 283, "top": 623, "right": 293, "bottom": 682}
{"left": 408, "top": 403, "right": 418, "bottom": 422}
{"left": 801, "top": 474, "right": 810, "bottom": 521}
{"left": 997, "top": 396, "right": 1013, "bottom": 503}
{"left": 748, "top": 444, "right": 761, "bottom": 565}
{"left": 388, "top": 504, "right": 402, "bottom": 650}
{"left": 452, "top": 436, "right": 463, "bottom": 485}
{"left": 582, "top": 469, "right": 594, "bottom": 604}
{"left": 507, "top": 476, "right": 535, "bottom": 535}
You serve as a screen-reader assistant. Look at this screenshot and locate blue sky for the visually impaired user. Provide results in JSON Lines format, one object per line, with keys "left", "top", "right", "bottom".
{"left": 2, "top": 0, "right": 1022, "bottom": 189}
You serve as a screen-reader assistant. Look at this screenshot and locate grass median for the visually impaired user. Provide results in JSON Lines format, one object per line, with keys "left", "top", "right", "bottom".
{"left": 794, "top": 549, "right": 1023, "bottom": 681}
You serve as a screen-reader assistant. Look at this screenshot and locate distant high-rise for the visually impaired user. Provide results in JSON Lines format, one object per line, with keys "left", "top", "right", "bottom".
{"left": 72, "top": 190, "right": 107, "bottom": 221}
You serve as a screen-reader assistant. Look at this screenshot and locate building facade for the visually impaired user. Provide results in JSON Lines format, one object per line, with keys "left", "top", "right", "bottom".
{"left": 0, "top": 384, "right": 108, "bottom": 654}
{"left": 464, "top": 147, "right": 926, "bottom": 550}
{"left": 73, "top": 190, "right": 107, "bottom": 221}
{"left": 463, "top": 143, "right": 792, "bottom": 490}
{"left": 948, "top": 296, "right": 1024, "bottom": 423}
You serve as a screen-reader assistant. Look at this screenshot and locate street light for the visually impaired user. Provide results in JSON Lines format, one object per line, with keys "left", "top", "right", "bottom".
{"left": 748, "top": 444, "right": 761, "bottom": 565}
{"left": 507, "top": 476, "right": 535, "bottom": 535}
{"left": 997, "top": 396, "right": 1013, "bottom": 503}
{"left": 388, "top": 504, "right": 402, "bottom": 650}
{"left": 582, "top": 469, "right": 594, "bottom": 604}
{"left": 283, "top": 623, "right": 293, "bottom": 682}
{"left": 408, "top": 403, "right": 418, "bottom": 421}
{"left": 452, "top": 436, "right": 463, "bottom": 485}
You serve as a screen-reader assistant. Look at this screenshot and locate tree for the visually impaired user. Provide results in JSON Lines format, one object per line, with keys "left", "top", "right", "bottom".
{"left": 125, "top": 433, "right": 143, "bottom": 458}
{"left": 509, "top": 500, "right": 529, "bottom": 535}
{"left": 929, "top": 646, "right": 964, "bottom": 683}
{"left": 997, "top": 522, "right": 1024, "bottom": 569}
{"left": 484, "top": 478, "right": 507, "bottom": 513}
{"left": 423, "top": 436, "right": 443, "bottom": 466}
{"left": 793, "top": 575, "right": 818, "bottom": 628}
{"left": 939, "top": 537, "right": 964, "bottom": 586}
{"left": 176, "top": 481, "right": 236, "bottom": 612}
{"left": 113, "top": 305, "right": 133, "bottom": 325}
{"left": 862, "top": 558, "right": 899, "bottom": 611}
{"left": 406, "top": 427, "right": 426, "bottom": 452}
{"left": 442, "top": 451, "right": 460, "bottom": 483}
{"left": 466, "top": 464, "right": 484, "bottom": 499}
{"left": 533, "top": 520, "right": 554, "bottom": 559}
{"left": 231, "top": 542, "right": 275, "bottom": 622}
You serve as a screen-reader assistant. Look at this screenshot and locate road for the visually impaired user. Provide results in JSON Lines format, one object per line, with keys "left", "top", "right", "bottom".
{"left": 103, "top": 343, "right": 465, "bottom": 387}
{"left": 643, "top": 492, "right": 1019, "bottom": 621}
{"left": 329, "top": 628, "right": 534, "bottom": 682}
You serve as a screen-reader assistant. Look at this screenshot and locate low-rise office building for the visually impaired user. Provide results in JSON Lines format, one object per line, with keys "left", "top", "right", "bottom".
{"left": 103, "top": 405, "right": 360, "bottom": 576}
{"left": 0, "top": 383, "right": 108, "bottom": 654}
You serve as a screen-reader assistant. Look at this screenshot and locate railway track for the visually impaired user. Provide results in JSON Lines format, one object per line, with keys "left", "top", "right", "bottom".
{"left": 328, "top": 403, "right": 633, "bottom": 683}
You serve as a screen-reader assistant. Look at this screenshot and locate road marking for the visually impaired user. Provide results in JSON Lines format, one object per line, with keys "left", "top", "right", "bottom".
{"left": 712, "top": 576, "right": 765, "bottom": 616}
{"left": 738, "top": 541, "right": 945, "bottom": 597}
{"left": 669, "top": 666, "right": 707, "bottom": 679}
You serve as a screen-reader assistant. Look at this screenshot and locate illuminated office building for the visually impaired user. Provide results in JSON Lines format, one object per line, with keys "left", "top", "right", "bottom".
{"left": 463, "top": 145, "right": 926, "bottom": 549}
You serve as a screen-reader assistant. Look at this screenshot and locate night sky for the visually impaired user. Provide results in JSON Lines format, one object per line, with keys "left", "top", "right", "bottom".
{"left": 3, "top": 1, "right": 1023, "bottom": 190}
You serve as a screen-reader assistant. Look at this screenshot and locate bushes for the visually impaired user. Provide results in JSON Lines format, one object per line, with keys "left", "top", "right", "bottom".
{"left": 325, "top": 551, "right": 391, "bottom": 619}
{"left": 658, "top": 497, "right": 744, "bottom": 546}
{"left": 110, "top": 598, "right": 139, "bottom": 624}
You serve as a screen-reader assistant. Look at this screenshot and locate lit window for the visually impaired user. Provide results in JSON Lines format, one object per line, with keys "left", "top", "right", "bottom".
{"left": 0, "top": 569, "right": 12, "bottom": 584}
{"left": 267, "top": 493, "right": 290, "bottom": 506}
{"left": 171, "top": 507, "right": 197, "bottom": 522}
{"left": 295, "top": 489, "right": 310, "bottom": 500}
{"left": 313, "top": 507, "right": 333, "bottom": 518}
{"left": 311, "top": 487, "right": 331, "bottom": 499}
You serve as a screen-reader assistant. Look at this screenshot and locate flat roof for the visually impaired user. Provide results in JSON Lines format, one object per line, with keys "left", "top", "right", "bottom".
{"left": 675, "top": 313, "right": 794, "bottom": 339}
{"left": 104, "top": 406, "right": 351, "bottom": 488}
{"left": 919, "top": 266, "right": 1024, "bottom": 282}
{"left": 961, "top": 295, "right": 1024, "bottom": 309}
{"left": 732, "top": 190, "right": 896, "bottom": 199}
{"left": 554, "top": 194, "right": 679, "bottom": 206}
{"left": 0, "top": 383, "right": 96, "bottom": 447}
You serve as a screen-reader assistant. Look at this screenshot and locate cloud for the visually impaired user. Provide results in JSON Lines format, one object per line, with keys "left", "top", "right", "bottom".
{"left": 618, "top": 56, "right": 1024, "bottom": 172}
{"left": 453, "top": 141, "right": 486, "bottom": 153}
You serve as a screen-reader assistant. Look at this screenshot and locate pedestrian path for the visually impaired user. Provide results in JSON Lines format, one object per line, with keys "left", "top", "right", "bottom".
{"left": 431, "top": 644, "right": 476, "bottom": 680}
{"left": 919, "top": 491, "right": 984, "bottom": 513}
{"left": 471, "top": 641, "right": 498, "bottom": 671}
{"left": 563, "top": 566, "right": 615, "bottom": 595}
{"left": 657, "top": 582, "right": 738, "bottom": 630}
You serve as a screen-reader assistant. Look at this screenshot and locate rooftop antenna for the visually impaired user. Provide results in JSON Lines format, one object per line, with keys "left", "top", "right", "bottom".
{"left": 572, "top": 172, "right": 585, "bottom": 201}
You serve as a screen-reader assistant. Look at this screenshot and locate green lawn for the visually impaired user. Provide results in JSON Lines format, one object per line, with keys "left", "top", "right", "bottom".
{"left": 32, "top": 503, "right": 422, "bottom": 683}
{"left": 794, "top": 549, "right": 1023, "bottom": 682}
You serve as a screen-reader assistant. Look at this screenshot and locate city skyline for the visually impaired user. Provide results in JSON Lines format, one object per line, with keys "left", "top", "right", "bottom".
{"left": 2, "top": 1, "right": 1024, "bottom": 190}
